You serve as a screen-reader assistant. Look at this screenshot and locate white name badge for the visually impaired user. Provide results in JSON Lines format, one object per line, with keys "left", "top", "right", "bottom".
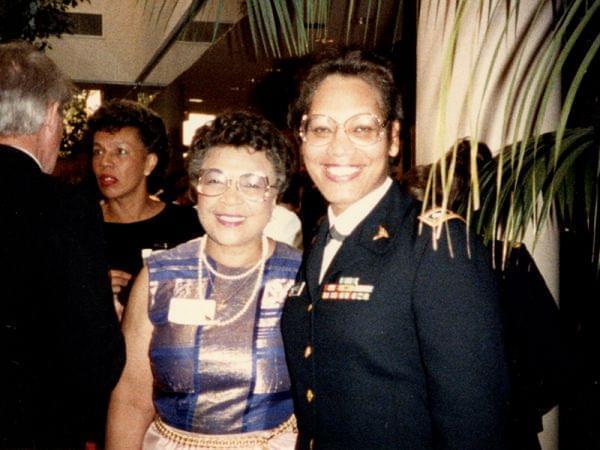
{"left": 168, "top": 298, "right": 216, "bottom": 325}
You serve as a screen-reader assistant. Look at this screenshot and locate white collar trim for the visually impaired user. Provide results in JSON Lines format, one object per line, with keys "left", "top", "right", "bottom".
{"left": 327, "top": 177, "right": 392, "bottom": 237}
{"left": 6, "top": 144, "right": 44, "bottom": 171}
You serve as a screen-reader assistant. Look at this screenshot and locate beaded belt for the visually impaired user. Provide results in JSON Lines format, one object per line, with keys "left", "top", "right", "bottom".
{"left": 153, "top": 415, "right": 297, "bottom": 449}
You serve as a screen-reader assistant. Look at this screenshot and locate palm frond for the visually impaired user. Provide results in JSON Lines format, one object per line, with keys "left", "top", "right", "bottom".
{"left": 273, "top": 0, "right": 298, "bottom": 56}
{"left": 138, "top": 0, "right": 600, "bottom": 271}
{"left": 392, "top": 0, "right": 405, "bottom": 47}
{"left": 363, "top": 0, "right": 373, "bottom": 45}
{"left": 243, "top": 0, "right": 408, "bottom": 57}
{"left": 137, "top": 0, "right": 178, "bottom": 26}
{"left": 373, "top": 0, "right": 383, "bottom": 47}
{"left": 476, "top": 127, "right": 600, "bottom": 267}
{"left": 210, "top": 0, "right": 224, "bottom": 43}
{"left": 417, "top": 0, "right": 600, "bottom": 271}
{"left": 246, "top": 0, "right": 334, "bottom": 57}
{"left": 345, "top": 0, "right": 356, "bottom": 46}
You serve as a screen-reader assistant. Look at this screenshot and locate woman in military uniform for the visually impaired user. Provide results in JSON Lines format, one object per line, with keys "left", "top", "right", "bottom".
{"left": 281, "top": 48, "right": 510, "bottom": 450}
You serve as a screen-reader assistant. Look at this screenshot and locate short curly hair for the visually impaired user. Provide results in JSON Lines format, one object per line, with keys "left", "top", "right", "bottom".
{"left": 86, "top": 99, "right": 169, "bottom": 191}
{"left": 188, "top": 111, "right": 294, "bottom": 193}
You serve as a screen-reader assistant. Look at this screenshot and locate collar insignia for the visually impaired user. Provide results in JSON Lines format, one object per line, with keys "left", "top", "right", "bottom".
{"left": 418, "top": 208, "right": 464, "bottom": 228}
{"left": 372, "top": 225, "right": 389, "bottom": 241}
{"left": 288, "top": 281, "right": 306, "bottom": 297}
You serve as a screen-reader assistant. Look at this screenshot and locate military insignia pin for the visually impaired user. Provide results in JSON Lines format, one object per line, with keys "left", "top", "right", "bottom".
{"left": 288, "top": 281, "right": 306, "bottom": 297}
{"left": 372, "top": 225, "right": 389, "bottom": 241}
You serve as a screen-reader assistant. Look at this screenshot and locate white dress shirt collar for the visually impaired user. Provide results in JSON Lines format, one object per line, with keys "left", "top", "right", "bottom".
{"left": 6, "top": 144, "right": 44, "bottom": 171}
{"left": 319, "top": 177, "right": 392, "bottom": 283}
{"left": 327, "top": 177, "right": 393, "bottom": 237}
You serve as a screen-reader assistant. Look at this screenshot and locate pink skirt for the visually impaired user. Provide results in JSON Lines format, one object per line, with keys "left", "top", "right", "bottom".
{"left": 142, "top": 416, "right": 297, "bottom": 450}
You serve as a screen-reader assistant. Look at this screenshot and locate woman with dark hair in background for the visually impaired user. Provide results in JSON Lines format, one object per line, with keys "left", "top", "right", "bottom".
{"left": 87, "top": 99, "right": 203, "bottom": 317}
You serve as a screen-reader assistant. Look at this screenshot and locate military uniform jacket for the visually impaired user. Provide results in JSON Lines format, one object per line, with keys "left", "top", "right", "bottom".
{"left": 281, "top": 182, "right": 510, "bottom": 450}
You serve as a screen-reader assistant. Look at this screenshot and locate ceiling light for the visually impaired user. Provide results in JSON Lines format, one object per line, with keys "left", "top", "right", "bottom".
{"left": 189, "top": 98, "right": 204, "bottom": 103}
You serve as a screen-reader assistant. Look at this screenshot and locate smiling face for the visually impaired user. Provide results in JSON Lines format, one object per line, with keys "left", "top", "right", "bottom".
{"left": 196, "top": 145, "right": 277, "bottom": 254}
{"left": 91, "top": 126, "right": 157, "bottom": 201}
{"left": 301, "top": 75, "right": 400, "bottom": 215}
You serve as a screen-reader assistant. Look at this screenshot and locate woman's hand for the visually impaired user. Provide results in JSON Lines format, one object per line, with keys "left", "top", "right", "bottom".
{"left": 109, "top": 270, "right": 132, "bottom": 321}
{"left": 112, "top": 295, "right": 124, "bottom": 322}
{"left": 109, "top": 269, "right": 132, "bottom": 295}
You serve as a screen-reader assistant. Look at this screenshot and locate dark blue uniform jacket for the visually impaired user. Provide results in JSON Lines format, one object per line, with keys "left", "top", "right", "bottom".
{"left": 282, "top": 182, "right": 510, "bottom": 449}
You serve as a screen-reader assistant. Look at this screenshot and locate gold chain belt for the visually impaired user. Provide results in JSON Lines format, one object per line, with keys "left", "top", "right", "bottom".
{"left": 153, "top": 415, "right": 297, "bottom": 449}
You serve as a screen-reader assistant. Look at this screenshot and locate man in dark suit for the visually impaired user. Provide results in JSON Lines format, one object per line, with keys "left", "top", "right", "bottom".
{"left": 281, "top": 48, "right": 510, "bottom": 449}
{"left": 0, "top": 42, "right": 125, "bottom": 448}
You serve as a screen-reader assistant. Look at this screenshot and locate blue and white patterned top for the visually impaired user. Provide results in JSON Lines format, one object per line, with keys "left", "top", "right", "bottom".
{"left": 146, "top": 238, "right": 301, "bottom": 434}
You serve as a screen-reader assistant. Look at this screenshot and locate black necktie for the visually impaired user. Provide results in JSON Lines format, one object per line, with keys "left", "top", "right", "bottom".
{"left": 326, "top": 226, "right": 347, "bottom": 245}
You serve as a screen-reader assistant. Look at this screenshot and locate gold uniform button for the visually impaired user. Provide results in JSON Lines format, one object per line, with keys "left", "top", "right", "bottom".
{"left": 304, "top": 345, "right": 312, "bottom": 358}
{"left": 307, "top": 304, "right": 313, "bottom": 312}
{"left": 306, "top": 389, "right": 314, "bottom": 403}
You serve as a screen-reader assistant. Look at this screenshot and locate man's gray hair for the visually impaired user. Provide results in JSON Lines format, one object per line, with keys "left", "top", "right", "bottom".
{"left": 0, "top": 42, "right": 73, "bottom": 136}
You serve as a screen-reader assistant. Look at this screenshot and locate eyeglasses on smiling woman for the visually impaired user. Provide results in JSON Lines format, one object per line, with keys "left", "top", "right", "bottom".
{"left": 196, "top": 168, "right": 274, "bottom": 202}
{"left": 299, "top": 113, "right": 387, "bottom": 147}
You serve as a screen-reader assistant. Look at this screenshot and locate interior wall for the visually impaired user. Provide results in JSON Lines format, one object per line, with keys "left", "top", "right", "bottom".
{"left": 416, "top": 1, "right": 560, "bottom": 163}
{"left": 416, "top": 2, "right": 561, "bottom": 449}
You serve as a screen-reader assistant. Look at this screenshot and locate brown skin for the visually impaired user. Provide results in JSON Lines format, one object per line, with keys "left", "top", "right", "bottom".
{"left": 106, "top": 145, "right": 279, "bottom": 447}
{"left": 197, "top": 146, "right": 278, "bottom": 267}
{"left": 91, "top": 126, "right": 161, "bottom": 315}
{"left": 105, "top": 267, "right": 154, "bottom": 449}
{"left": 301, "top": 75, "right": 400, "bottom": 216}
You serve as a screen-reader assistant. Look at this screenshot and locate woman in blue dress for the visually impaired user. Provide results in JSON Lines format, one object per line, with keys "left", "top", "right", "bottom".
{"left": 106, "top": 111, "right": 301, "bottom": 449}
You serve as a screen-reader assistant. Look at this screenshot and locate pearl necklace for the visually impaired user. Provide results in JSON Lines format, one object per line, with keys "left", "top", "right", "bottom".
{"left": 201, "top": 237, "right": 264, "bottom": 280}
{"left": 198, "top": 235, "right": 267, "bottom": 328}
